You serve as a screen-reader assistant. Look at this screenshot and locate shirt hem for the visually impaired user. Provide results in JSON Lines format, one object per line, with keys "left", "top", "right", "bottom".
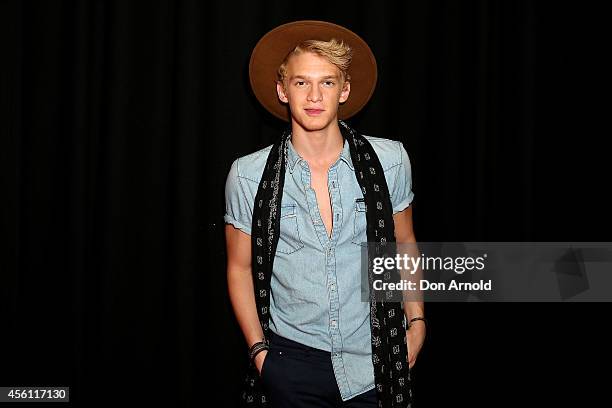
{"left": 340, "top": 383, "right": 376, "bottom": 402}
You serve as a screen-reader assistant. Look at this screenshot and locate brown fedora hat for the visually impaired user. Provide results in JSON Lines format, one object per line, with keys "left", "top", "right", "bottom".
{"left": 249, "top": 20, "right": 378, "bottom": 121}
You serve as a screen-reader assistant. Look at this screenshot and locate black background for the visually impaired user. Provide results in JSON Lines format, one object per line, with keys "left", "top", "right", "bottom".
{"left": 1, "top": 0, "right": 610, "bottom": 406}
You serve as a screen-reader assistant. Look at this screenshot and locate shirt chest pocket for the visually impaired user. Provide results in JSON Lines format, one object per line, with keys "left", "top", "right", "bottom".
{"left": 351, "top": 198, "right": 367, "bottom": 246}
{"left": 276, "top": 204, "right": 305, "bottom": 254}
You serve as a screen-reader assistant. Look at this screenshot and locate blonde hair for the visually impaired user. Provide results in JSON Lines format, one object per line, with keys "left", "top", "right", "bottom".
{"left": 277, "top": 38, "right": 353, "bottom": 85}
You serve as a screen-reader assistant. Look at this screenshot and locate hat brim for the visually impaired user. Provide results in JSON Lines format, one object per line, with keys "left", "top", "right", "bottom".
{"left": 249, "top": 20, "right": 377, "bottom": 122}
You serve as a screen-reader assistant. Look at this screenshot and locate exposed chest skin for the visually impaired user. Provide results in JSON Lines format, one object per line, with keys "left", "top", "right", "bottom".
{"left": 309, "top": 165, "right": 333, "bottom": 238}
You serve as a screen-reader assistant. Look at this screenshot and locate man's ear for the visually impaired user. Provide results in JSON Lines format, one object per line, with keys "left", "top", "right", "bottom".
{"left": 276, "top": 81, "right": 288, "bottom": 103}
{"left": 339, "top": 81, "right": 351, "bottom": 104}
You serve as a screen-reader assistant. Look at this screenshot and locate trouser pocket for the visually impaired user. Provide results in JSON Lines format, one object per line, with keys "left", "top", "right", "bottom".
{"left": 261, "top": 350, "right": 274, "bottom": 383}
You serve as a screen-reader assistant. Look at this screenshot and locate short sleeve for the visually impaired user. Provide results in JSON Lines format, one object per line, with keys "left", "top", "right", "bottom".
{"left": 390, "top": 142, "right": 415, "bottom": 214}
{"left": 224, "top": 159, "right": 253, "bottom": 235}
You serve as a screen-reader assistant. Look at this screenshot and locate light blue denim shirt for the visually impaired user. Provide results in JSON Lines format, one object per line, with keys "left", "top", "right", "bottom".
{"left": 224, "top": 134, "right": 414, "bottom": 401}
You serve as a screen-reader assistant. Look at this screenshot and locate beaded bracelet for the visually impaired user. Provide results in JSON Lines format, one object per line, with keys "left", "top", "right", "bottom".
{"left": 248, "top": 340, "right": 269, "bottom": 362}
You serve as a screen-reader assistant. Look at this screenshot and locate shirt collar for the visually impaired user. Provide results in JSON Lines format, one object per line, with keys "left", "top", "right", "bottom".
{"left": 287, "top": 136, "right": 354, "bottom": 173}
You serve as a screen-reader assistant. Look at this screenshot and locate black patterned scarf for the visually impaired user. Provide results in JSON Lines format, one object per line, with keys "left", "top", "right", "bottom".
{"left": 241, "top": 120, "right": 412, "bottom": 407}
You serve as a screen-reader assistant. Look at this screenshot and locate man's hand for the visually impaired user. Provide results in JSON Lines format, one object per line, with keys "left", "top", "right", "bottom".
{"left": 255, "top": 350, "right": 268, "bottom": 377}
{"left": 406, "top": 320, "right": 426, "bottom": 369}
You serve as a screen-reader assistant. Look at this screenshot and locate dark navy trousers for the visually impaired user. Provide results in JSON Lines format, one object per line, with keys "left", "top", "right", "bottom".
{"left": 260, "top": 330, "right": 377, "bottom": 407}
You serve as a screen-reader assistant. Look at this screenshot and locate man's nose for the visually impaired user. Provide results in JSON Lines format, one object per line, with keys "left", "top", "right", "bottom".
{"left": 307, "top": 85, "right": 322, "bottom": 102}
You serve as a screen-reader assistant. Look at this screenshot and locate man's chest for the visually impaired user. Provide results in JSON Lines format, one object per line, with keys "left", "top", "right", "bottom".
{"left": 276, "top": 166, "right": 366, "bottom": 253}
{"left": 309, "top": 169, "right": 334, "bottom": 238}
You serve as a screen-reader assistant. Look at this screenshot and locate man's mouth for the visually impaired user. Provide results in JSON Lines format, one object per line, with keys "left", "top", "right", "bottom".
{"left": 304, "top": 109, "right": 324, "bottom": 116}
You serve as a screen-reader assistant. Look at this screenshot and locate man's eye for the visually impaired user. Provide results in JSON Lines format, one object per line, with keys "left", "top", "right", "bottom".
{"left": 324, "top": 81, "right": 335, "bottom": 86}
{"left": 295, "top": 81, "right": 306, "bottom": 86}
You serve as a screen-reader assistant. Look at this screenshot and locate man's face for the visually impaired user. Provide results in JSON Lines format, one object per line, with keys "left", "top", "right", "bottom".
{"left": 276, "top": 52, "right": 350, "bottom": 132}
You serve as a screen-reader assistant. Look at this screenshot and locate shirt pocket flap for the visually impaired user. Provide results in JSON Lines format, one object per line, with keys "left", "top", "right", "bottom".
{"left": 280, "top": 204, "right": 296, "bottom": 219}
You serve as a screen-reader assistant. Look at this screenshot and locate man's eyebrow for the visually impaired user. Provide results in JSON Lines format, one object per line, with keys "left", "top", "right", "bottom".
{"left": 289, "top": 74, "right": 340, "bottom": 80}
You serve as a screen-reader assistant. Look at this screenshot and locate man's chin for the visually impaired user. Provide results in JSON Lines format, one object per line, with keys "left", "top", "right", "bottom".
{"left": 292, "top": 115, "right": 336, "bottom": 132}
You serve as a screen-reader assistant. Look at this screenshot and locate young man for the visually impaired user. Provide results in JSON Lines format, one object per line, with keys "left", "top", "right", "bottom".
{"left": 225, "top": 21, "right": 425, "bottom": 408}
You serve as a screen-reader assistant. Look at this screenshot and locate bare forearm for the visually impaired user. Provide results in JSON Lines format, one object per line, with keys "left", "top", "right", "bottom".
{"left": 396, "top": 235, "right": 425, "bottom": 324}
{"left": 401, "top": 259, "right": 425, "bottom": 324}
{"left": 403, "top": 300, "right": 424, "bottom": 322}
{"left": 227, "top": 265, "right": 264, "bottom": 348}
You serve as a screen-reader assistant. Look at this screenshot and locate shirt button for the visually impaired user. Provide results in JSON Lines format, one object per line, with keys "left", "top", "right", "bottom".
{"left": 330, "top": 320, "right": 337, "bottom": 328}
{"left": 330, "top": 284, "right": 336, "bottom": 291}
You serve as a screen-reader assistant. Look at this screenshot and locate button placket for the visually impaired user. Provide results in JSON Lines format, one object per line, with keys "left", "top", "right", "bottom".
{"left": 300, "top": 164, "right": 330, "bottom": 248}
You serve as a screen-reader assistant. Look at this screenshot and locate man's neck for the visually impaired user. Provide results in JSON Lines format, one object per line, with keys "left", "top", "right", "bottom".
{"left": 290, "top": 120, "right": 344, "bottom": 169}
